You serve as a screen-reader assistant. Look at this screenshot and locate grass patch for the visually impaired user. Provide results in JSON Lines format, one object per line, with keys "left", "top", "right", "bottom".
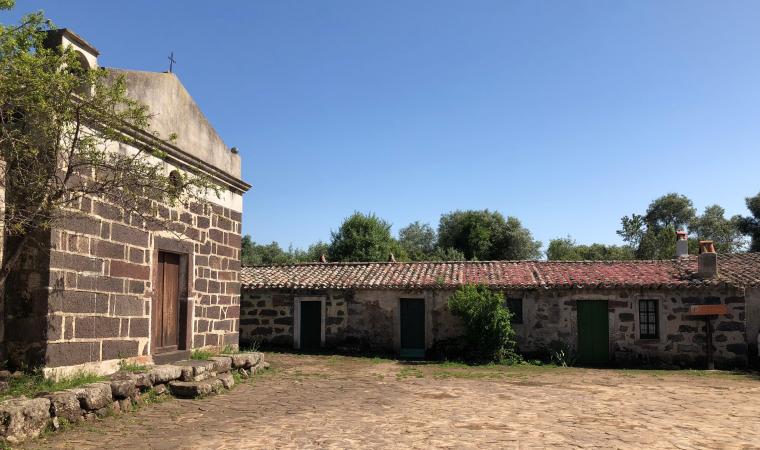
{"left": 191, "top": 349, "right": 215, "bottom": 361}
{"left": 118, "top": 360, "right": 148, "bottom": 373}
{"left": 397, "top": 367, "right": 424, "bottom": 379}
{"left": 0, "top": 371, "right": 105, "bottom": 400}
{"left": 139, "top": 387, "right": 170, "bottom": 408}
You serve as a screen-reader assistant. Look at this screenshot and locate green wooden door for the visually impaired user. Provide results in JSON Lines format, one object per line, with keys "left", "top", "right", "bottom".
{"left": 577, "top": 300, "right": 609, "bottom": 366}
{"left": 400, "top": 299, "right": 425, "bottom": 358}
{"left": 300, "top": 301, "right": 322, "bottom": 350}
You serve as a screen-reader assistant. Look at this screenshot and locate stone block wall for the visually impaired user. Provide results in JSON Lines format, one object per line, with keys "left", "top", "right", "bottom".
{"left": 515, "top": 287, "right": 747, "bottom": 367}
{"left": 240, "top": 288, "right": 463, "bottom": 351}
{"left": 3, "top": 195, "right": 242, "bottom": 372}
{"left": 241, "top": 286, "right": 748, "bottom": 367}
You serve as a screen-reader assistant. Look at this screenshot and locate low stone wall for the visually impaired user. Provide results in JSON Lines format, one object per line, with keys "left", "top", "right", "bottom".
{"left": 0, "top": 352, "right": 268, "bottom": 444}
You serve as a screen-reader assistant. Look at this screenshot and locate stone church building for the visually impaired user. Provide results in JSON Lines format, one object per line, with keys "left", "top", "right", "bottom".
{"left": 2, "top": 30, "right": 250, "bottom": 378}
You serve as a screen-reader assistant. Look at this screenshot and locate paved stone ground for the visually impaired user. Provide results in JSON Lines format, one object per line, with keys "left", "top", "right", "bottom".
{"left": 25, "top": 353, "right": 760, "bottom": 449}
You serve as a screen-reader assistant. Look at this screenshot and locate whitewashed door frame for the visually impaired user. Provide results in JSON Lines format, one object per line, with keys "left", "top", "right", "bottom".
{"left": 293, "top": 296, "right": 326, "bottom": 349}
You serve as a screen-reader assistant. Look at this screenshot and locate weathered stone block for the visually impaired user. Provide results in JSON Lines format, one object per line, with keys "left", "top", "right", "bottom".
{"left": 227, "top": 352, "right": 263, "bottom": 369}
{"left": 45, "top": 342, "right": 100, "bottom": 367}
{"left": 716, "top": 321, "right": 743, "bottom": 332}
{"left": 71, "top": 383, "right": 112, "bottom": 411}
{"left": 727, "top": 343, "right": 747, "bottom": 355}
{"left": 128, "top": 318, "right": 149, "bottom": 338}
{"left": 75, "top": 316, "right": 121, "bottom": 339}
{"left": 110, "top": 379, "right": 136, "bottom": 399}
{"left": 148, "top": 366, "right": 183, "bottom": 385}
{"left": 217, "top": 372, "right": 234, "bottom": 389}
{"left": 169, "top": 380, "right": 213, "bottom": 398}
{"left": 102, "top": 340, "right": 140, "bottom": 360}
{"left": 208, "top": 356, "right": 232, "bottom": 373}
{"left": 110, "top": 260, "right": 150, "bottom": 280}
{"left": 43, "top": 391, "right": 82, "bottom": 422}
{"left": 0, "top": 397, "right": 51, "bottom": 443}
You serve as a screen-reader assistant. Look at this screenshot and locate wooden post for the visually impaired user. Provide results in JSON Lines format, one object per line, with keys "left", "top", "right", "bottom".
{"left": 706, "top": 316, "right": 714, "bottom": 370}
{"left": 688, "top": 304, "right": 727, "bottom": 370}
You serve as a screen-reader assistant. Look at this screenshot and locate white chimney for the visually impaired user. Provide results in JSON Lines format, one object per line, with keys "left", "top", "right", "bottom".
{"left": 676, "top": 230, "right": 689, "bottom": 258}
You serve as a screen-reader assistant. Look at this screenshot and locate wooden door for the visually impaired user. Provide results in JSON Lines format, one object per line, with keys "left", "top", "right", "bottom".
{"left": 400, "top": 298, "right": 425, "bottom": 359}
{"left": 153, "top": 251, "right": 180, "bottom": 353}
{"left": 299, "top": 301, "right": 322, "bottom": 350}
{"left": 577, "top": 300, "right": 609, "bottom": 366}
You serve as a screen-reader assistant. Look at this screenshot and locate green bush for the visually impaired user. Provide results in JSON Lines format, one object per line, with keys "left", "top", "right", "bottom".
{"left": 447, "top": 284, "right": 521, "bottom": 363}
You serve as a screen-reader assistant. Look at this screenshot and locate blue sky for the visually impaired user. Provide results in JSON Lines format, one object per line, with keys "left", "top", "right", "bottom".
{"left": 7, "top": 1, "right": 760, "bottom": 251}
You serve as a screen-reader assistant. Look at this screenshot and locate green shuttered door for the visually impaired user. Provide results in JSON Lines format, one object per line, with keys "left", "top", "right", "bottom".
{"left": 400, "top": 299, "right": 425, "bottom": 359}
{"left": 300, "top": 301, "right": 322, "bottom": 350}
{"left": 577, "top": 300, "right": 609, "bottom": 366}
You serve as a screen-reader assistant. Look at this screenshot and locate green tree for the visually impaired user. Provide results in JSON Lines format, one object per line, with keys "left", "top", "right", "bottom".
{"left": 547, "top": 237, "right": 634, "bottom": 261}
{"left": 438, "top": 210, "right": 541, "bottom": 261}
{"left": 429, "top": 247, "right": 466, "bottom": 261}
{"left": 620, "top": 194, "right": 744, "bottom": 258}
{"left": 301, "top": 240, "right": 330, "bottom": 262}
{"left": 644, "top": 193, "right": 696, "bottom": 232}
{"left": 736, "top": 192, "right": 760, "bottom": 252}
{"left": 0, "top": 2, "right": 214, "bottom": 288}
{"left": 328, "top": 212, "right": 405, "bottom": 262}
{"left": 398, "top": 221, "right": 437, "bottom": 261}
{"left": 691, "top": 205, "right": 746, "bottom": 253}
{"left": 240, "top": 237, "right": 293, "bottom": 265}
{"left": 447, "top": 284, "right": 520, "bottom": 363}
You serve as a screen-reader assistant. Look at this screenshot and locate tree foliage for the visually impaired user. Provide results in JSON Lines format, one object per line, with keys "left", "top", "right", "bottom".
{"left": 240, "top": 235, "right": 328, "bottom": 265}
{"left": 398, "top": 221, "right": 437, "bottom": 261}
{"left": 438, "top": 210, "right": 541, "bottom": 260}
{"left": 547, "top": 237, "right": 634, "bottom": 261}
{"left": 737, "top": 192, "right": 760, "bottom": 252}
{"left": 691, "top": 205, "right": 746, "bottom": 253}
{"left": 0, "top": 4, "right": 214, "bottom": 287}
{"left": 618, "top": 193, "right": 746, "bottom": 259}
{"left": 447, "top": 284, "right": 520, "bottom": 363}
{"left": 643, "top": 193, "right": 696, "bottom": 232}
{"left": 328, "top": 212, "right": 405, "bottom": 262}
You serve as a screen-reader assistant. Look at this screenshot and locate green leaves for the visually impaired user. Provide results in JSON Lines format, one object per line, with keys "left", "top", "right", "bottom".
{"left": 0, "top": 5, "right": 219, "bottom": 285}
{"left": 448, "top": 284, "right": 520, "bottom": 363}
{"left": 438, "top": 210, "right": 541, "bottom": 261}
{"left": 737, "top": 192, "right": 760, "bottom": 252}
{"left": 328, "top": 212, "right": 404, "bottom": 262}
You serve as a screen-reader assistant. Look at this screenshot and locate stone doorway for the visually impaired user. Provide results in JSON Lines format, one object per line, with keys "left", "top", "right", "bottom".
{"left": 151, "top": 238, "right": 194, "bottom": 363}
{"left": 153, "top": 251, "right": 181, "bottom": 353}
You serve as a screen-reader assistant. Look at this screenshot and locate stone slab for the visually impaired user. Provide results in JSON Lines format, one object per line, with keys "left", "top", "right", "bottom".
{"left": 0, "top": 397, "right": 51, "bottom": 443}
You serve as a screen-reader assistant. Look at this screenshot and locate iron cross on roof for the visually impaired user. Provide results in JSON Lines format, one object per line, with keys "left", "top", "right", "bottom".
{"left": 168, "top": 51, "right": 176, "bottom": 73}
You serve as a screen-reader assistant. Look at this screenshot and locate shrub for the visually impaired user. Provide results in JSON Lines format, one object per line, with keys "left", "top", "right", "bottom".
{"left": 447, "top": 284, "right": 521, "bottom": 363}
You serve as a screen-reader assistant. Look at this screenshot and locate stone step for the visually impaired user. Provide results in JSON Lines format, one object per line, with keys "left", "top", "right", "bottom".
{"left": 168, "top": 372, "right": 234, "bottom": 399}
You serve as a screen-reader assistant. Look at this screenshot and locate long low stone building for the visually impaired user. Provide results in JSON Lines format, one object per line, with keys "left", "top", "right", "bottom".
{"left": 240, "top": 247, "right": 760, "bottom": 368}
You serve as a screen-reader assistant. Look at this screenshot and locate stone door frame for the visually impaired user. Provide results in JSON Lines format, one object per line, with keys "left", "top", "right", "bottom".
{"left": 151, "top": 236, "right": 194, "bottom": 354}
{"left": 293, "top": 296, "right": 326, "bottom": 349}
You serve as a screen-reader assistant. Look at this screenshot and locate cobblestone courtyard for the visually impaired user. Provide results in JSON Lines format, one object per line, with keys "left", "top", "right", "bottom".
{"left": 27, "top": 353, "right": 760, "bottom": 449}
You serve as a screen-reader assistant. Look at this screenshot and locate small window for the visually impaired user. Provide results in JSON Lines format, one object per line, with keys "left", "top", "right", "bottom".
{"left": 506, "top": 298, "right": 523, "bottom": 324}
{"left": 639, "top": 299, "right": 659, "bottom": 339}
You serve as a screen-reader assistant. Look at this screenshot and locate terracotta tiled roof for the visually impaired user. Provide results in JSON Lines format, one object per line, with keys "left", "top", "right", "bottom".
{"left": 240, "top": 253, "right": 760, "bottom": 291}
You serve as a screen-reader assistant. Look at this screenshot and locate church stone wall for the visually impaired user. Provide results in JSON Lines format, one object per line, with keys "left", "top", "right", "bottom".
{"left": 39, "top": 197, "right": 242, "bottom": 372}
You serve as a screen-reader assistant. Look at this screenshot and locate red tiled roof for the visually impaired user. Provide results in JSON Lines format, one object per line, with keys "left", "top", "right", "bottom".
{"left": 240, "top": 253, "right": 760, "bottom": 291}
